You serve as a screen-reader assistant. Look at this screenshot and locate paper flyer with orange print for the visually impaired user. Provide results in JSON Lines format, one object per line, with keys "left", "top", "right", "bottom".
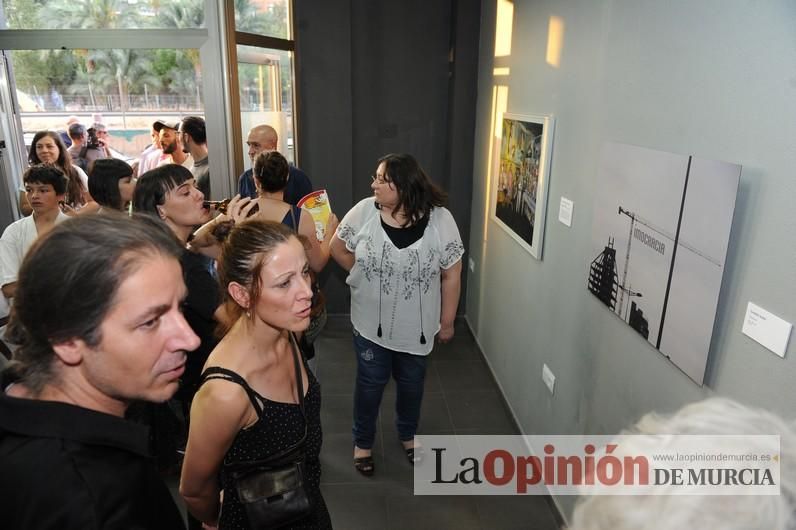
{"left": 297, "top": 189, "right": 331, "bottom": 241}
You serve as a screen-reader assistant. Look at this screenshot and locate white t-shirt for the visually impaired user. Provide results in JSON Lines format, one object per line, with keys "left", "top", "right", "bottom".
{"left": 139, "top": 146, "right": 166, "bottom": 175}
{"left": 336, "top": 197, "right": 464, "bottom": 355}
{"left": 0, "top": 211, "right": 69, "bottom": 316}
{"left": 158, "top": 154, "right": 193, "bottom": 171}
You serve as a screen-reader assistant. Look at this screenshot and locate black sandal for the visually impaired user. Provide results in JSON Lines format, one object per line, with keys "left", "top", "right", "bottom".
{"left": 405, "top": 446, "right": 424, "bottom": 465}
{"left": 354, "top": 455, "right": 375, "bottom": 477}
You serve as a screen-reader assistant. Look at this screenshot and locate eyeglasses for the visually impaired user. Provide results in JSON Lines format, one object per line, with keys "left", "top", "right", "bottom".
{"left": 371, "top": 174, "right": 391, "bottom": 185}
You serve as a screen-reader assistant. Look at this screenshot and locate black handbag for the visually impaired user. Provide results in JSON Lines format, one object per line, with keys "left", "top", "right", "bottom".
{"left": 226, "top": 334, "right": 312, "bottom": 529}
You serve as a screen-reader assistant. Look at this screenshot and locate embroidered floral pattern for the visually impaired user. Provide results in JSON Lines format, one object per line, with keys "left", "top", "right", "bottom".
{"left": 342, "top": 199, "right": 464, "bottom": 353}
{"left": 400, "top": 249, "right": 439, "bottom": 300}
{"left": 380, "top": 248, "right": 396, "bottom": 295}
{"left": 440, "top": 240, "right": 465, "bottom": 268}
{"left": 337, "top": 224, "right": 356, "bottom": 248}
{"left": 356, "top": 238, "right": 398, "bottom": 295}
{"left": 356, "top": 236, "right": 379, "bottom": 283}
{"left": 419, "top": 248, "right": 439, "bottom": 293}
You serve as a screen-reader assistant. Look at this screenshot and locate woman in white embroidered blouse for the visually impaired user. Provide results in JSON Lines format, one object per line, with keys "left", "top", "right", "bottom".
{"left": 330, "top": 153, "right": 464, "bottom": 477}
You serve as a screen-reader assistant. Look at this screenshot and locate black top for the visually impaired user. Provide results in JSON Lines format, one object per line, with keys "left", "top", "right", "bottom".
{"left": 381, "top": 214, "right": 429, "bottom": 249}
{"left": 0, "top": 394, "right": 185, "bottom": 529}
{"left": 178, "top": 249, "right": 220, "bottom": 403}
{"left": 199, "top": 363, "right": 331, "bottom": 529}
{"left": 281, "top": 204, "right": 302, "bottom": 231}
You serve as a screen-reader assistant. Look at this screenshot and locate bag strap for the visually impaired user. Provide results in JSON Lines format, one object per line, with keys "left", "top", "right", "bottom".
{"left": 199, "top": 366, "right": 264, "bottom": 416}
{"left": 262, "top": 334, "right": 307, "bottom": 462}
{"left": 290, "top": 332, "right": 307, "bottom": 426}
{"left": 225, "top": 335, "right": 308, "bottom": 471}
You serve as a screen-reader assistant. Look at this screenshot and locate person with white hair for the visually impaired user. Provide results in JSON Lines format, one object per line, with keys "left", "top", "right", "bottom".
{"left": 569, "top": 397, "right": 796, "bottom": 530}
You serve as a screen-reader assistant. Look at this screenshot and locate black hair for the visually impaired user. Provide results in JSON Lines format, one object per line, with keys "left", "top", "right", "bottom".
{"left": 89, "top": 158, "right": 134, "bottom": 211}
{"left": 180, "top": 116, "right": 206, "bottom": 144}
{"left": 252, "top": 150, "right": 289, "bottom": 193}
{"left": 377, "top": 153, "right": 447, "bottom": 226}
{"left": 5, "top": 213, "right": 183, "bottom": 394}
{"left": 67, "top": 123, "right": 85, "bottom": 140}
{"left": 28, "top": 130, "right": 85, "bottom": 207}
{"left": 23, "top": 164, "right": 67, "bottom": 195}
{"left": 132, "top": 164, "right": 193, "bottom": 214}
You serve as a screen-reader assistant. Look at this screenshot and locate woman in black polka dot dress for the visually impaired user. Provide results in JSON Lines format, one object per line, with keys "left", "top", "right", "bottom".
{"left": 179, "top": 219, "right": 332, "bottom": 529}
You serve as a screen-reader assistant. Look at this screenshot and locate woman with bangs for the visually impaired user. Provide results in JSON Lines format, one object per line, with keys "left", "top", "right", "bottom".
{"left": 89, "top": 158, "right": 136, "bottom": 213}
{"left": 180, "top": 219, "right": 332, "bottom": 529}
{"left": 132, "top": 164, "right": 238, "bottom": 413}
{"left": 134, "top": 166, "right": 260, "bottom": 530}
{"left": 22, "top": 130, "right": 98, "bottom": 215}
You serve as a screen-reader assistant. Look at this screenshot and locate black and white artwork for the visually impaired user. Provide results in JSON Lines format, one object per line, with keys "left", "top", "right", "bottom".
{"left": 587, "top": 142, "right": 741, "bottom": 384}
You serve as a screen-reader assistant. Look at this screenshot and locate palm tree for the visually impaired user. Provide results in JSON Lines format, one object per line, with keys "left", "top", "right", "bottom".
{"left": 38, "top": 0, "right": 140, "bottom": 29}
{"left": 37, "top": 0, "right": 145, "bottom": 114}
{"left": 92, "top": 49, "right": 159, "bottom": 122}
{"left": 157, "top": 0, "right": 205, "bottom": 108}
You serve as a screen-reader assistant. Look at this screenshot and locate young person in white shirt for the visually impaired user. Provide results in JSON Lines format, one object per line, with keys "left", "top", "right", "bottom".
{"left": 1, "top": 165, "right": 70, "bottom": 302}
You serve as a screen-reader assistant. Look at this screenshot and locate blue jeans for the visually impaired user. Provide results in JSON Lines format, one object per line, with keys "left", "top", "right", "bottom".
{"left": 352, "top": 330, "right": 427, "bottom": 450}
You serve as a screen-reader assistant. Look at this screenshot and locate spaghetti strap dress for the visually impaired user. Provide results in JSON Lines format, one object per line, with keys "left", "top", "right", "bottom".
{"left": 281, "top": 204, "right": 301, "bottom": 231}
{"left": 199, "top": 362, "right": 331, "bottom": 529}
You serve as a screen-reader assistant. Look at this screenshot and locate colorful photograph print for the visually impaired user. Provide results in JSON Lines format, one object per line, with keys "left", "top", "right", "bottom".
{"left": 492, "top": 113, "right": 554, "bottom": 259}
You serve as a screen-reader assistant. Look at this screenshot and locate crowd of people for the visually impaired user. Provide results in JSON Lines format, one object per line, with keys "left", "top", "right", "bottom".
{"left": 2, "top": 120, "right": 791, "bottom": 530}
{"left": 0, "top": 122, "right": 466, "bottom": 529}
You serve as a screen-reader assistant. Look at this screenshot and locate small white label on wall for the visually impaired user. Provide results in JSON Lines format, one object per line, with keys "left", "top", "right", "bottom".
{"left": 742, "top": 302, "right": 792, "bottom": 358}
{"left": 559, "top": 197, "right": 573, "bottom": 227}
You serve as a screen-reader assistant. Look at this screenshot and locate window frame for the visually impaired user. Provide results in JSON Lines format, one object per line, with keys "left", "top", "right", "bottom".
{"left": 0, "top": 0, "right": 300, "bottom": 206}
{"left": 226, "top": 0, "right": 299, "bottom": 177}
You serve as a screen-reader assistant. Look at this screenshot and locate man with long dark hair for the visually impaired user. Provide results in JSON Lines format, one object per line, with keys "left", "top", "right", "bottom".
{"left": 0, "top": 214, "right": 198, "bottom": 529}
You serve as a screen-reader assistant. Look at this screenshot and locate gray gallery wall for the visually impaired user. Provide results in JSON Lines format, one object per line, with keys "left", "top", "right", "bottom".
{"left": 294, "top": 0, "right": 480, "bottom": 314}
{"left": 468, "top": 0, "right": 796, "bottom": 520}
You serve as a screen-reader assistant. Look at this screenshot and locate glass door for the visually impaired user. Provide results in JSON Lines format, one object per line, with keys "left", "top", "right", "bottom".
{"left": 0, "top": 0, "right": 236, "bottom": 207}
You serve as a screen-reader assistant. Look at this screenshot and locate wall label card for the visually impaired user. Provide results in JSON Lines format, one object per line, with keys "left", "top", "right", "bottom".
{"left": 559, "top": 197, "right": 573, "bottom": 227}
{"left": 742, "top": 302, "right": 792, "bottom": 358}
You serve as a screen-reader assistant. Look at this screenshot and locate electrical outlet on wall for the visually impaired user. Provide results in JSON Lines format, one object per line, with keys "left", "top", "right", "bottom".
{"left": 542, "top": 363, "right": 555, "bottom": 395}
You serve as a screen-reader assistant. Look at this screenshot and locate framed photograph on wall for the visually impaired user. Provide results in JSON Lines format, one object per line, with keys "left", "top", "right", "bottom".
{"left": 586, "top": 142, "right": 741, "bottom": 385}
{"left": 491, "top": 113, "right": 555, "bottom": 259}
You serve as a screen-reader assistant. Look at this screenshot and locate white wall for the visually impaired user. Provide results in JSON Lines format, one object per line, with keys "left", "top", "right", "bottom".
{"left": 468, "top": 0, "right": 796, "bottom": 520}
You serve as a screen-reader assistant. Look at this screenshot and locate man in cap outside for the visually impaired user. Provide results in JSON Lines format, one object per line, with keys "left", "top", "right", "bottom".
{"left": 139, "top": 122, "right": 167, "bottom": 175}
{"left": 155, "top": 120, "right": 192, "bottom": 169}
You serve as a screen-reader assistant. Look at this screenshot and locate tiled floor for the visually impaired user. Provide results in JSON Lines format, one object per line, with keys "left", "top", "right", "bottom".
{"left": 315, "top": 316, "right": 563, "bottom": 530}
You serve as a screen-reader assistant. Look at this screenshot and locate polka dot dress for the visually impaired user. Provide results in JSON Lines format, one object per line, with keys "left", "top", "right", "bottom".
{"left": 201, "top": 364, "right": 331, "bottom": 529}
